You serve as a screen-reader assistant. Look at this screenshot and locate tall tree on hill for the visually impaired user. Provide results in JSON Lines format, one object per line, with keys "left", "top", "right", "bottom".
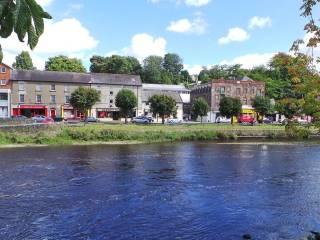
{"left": 141, "top": 55, "right": 164, "bottom": 84}
{"left": 45, "top": 56, "right": 86, "bottom": 73}
{"left": 0, "top": 0, "right": 52, "bottom": 62}
{"left": 163, "top": 53, "right": 183, "bottom": 76}
{"left": 13, "top": 51, "right": 36, "bottom": 70}
{"left": 89, "top": 55, "right": 141, "bottom": 74}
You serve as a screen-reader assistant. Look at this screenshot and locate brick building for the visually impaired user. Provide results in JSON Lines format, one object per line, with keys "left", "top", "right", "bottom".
{"left": 0, "top": 63, "right": 12, "bottom": 118}
{"left": 191, "top": 77, "right": 265, "bottom": 122}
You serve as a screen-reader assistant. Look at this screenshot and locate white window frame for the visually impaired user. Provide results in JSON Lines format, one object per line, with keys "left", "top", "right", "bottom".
{"left": 1, "top": 67, "right": 6, "bottom": 73}
{"left": 19, "top": 81, "right": 25, "bottom": 91}
{"left": 0, "top": 79, "right": 6, "bottom": 86}
{"left": 19, "top": 94, "right": 25, "bottom": 103}
{"left": 50, "top": 84, "right": 56, "bottom": 91}
{"left": 36, "top": 84, "right": 42, "bottom": 92}
{"left": 65, "top": 95, "right": 70, "bottom": 104}
{"left": 50, "top": 95, "right": 56, "bottom": 103}
{"left": 36, "top": 95, "right": 42, "bottom": 103}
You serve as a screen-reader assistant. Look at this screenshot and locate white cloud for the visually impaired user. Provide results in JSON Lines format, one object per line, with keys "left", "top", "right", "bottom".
{"left": 220, "top": 53, "right": 276, "bottom": 69}
{"left": 0, "top": 18, "right": 98, "bottom": 69}
{"left": 36, "top": 0, "right": 54, "bottom": 7}
{"left": 122, "top": 33, "right": 167, "bottom": 61}
{"left": 184, "top": 64, "right": 204, "bottom": 75}
{"left": 249, "top": 16, "right": 272, "bottom": 29}
{"left": 185, "top": 0, "right": 211, "bottom": 7}
{"left": 166, "top": 16, "right": 207, "bottom": 35}
{"left": 218, "top": 27, "right": 250, "bottom": 45}
{"left": 149, "top": 0, "right": 211, "bottom": 7}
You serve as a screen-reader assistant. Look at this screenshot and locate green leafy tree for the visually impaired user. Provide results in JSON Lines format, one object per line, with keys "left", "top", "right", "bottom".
{"left": 149, "top": 94, "right": 176, "bottom": 124}
{"left": 0, "top": 0, "right": 52, "bottom": 62}
{"left": 219, "top": 96, "right": 242, "bottom": 124}
{"left": 115, "top": 89, "right": 137, "bottom": 123}
{"left": 141, "top": 55, "right": 164, "bottom": 83}
{"left": 90, "top": 55, "right": 141, "bottom": 74}
{"left": 70, "top": 87, "right": 101, "bottom": 118}
{"left": 12, "top": 51, "right": 35, "bottom": 70}
{"left": 180, "top": 70, "right": 192, "bottom": 85}
{"left": 276, "top": 98, "right": 303, "bottom": 120}
{"left": 192, "top": 97, "right": 210, "bottom": 123}
{"left": 45, "top": 55, "right": 86, "bottom": 73}
{"left": 252, "top": 96, "right": 273, "bottom": 122}
{"left": 163, "top": 53, "right": 183, "bottom": 76}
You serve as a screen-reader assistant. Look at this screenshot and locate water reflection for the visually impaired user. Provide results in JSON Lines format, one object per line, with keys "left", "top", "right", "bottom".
{"left": 0, "top": 143, "right": 320, "bottom": 239}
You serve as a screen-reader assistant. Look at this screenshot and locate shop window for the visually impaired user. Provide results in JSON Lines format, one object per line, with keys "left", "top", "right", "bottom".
{"left": 36, "top": 95, "right": 42, "bottom": 103}
{"left": 19, "top": 94, "right": 25, "bottom": 103}
{"left": 50, "top": 95, "right": 56, "bottom": 103}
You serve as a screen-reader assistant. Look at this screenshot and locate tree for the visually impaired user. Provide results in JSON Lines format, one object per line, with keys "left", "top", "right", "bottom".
{"left": 219, "top": 96, "right": 242, "bottom": 124}
{"left": 90, "top": 55, "right": 141, "bottom": 74}
{"left": 0, "top": 0, "right": 52, "bottom": 62}
{"left": 141, "top": 55, "right": 164, "bottom": 84}
{"left": 45, "top": 56, "right": 86, "bottom": 73}
{"left": 70, "top": 87, "right": 101, "bottom": 118}
{"left": 180, "top": 70, "right": 192, "bottom": 85}
{"left": 12, "top": 51, "right": 36, "bottom": 70}
{"left": 252, "top": 96, "right": 273, "bottom": 122}
{"left": 115, "top": 89, "right": 137, "bottom": 123}
{"left": 192, "top": 97, "right": 210, "bottom": 123}
{"left": 163, "top": 53, "right": 183, "bottom": 76}
{"left": 149, "top": 94, "right": 176, "bottom": 124}
{"left": 276, "top": 98, "right": 303, "bottom": 120}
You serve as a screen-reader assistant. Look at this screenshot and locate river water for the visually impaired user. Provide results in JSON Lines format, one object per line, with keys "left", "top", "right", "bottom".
{"left": 1, "top": 142, "right": 320, "bottom": 240}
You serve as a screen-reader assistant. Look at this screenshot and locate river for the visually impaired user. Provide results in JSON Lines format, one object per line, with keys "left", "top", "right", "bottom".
{"left": 0, "top": 142, "right": 320, "bottom": 239}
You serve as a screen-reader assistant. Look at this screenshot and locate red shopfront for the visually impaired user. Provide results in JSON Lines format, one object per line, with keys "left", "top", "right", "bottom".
{"left": 12, "top": 105, "right": 49, "bottom": 117}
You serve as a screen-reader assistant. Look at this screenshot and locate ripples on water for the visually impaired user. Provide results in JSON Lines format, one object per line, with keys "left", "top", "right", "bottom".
{"left": 0, "top": 142, "right": 320, "bottom": 239}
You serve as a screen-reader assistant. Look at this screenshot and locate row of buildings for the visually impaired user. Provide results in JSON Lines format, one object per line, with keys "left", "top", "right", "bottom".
{"left": 0, "top": 63, "right": 265, "bottom": 122}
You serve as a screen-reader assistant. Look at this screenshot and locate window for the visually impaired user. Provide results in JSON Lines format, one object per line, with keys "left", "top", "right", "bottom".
{"left": 65, "top": 96, "right": 70, "bottom": 104}
{"left": 36, "top": 84, "right": 42, "bottom": 92}
{"left": 251, "top": 88, "right": 255, "bottom": 94}
{"left": 236, "top": 88, "right": 241, "bottom": 96}
{"left": 19, "top": 81, "right": 25, "bottom": 91}
{"left": 0, "top": 93, "right": 8, "bottom": 100}
{"left": 36, "top": 95, "right": 42, "bottom": 103}
{"left": 244, "top": 88, "right": 248, "bottom": 95}
{"left": 220, "top": 87, "right": 225, "bottom": 94}
{"left": 1, "top": 67, "right": 6, "bottom": 73}
{"left": 50, "top": 95, "right": 56, "bottom": 103}
{"left": 50, "top": 84, "right": 56, "bottom": 91}
{"left": 0, "top": 79, "right": 6, "bottom": 85}
{"left": 256, "top": 89, "right": 262, "bottom": 96}
{"left": 64, "top": 85, "right": 70, "bottom": 92}
{"left": 110, "top": 99, "right": 114, "bottom": 104}
{"left": 19, "top": 94, "right": 25, "bottom": 103}
{"left": 110, "top": 91, "right": 114, "bottom": 96}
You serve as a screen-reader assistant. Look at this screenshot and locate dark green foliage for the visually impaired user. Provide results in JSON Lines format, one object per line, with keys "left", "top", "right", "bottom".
{"left": 163, "top": 53, "right": 183, "bottom": 76}
{"left": 191, "top": 97, "right": 210, "bottom": 123}
{"left": 252, "top": 96, "right": 273, "bottom": 120}
{"left": 275, "top": 98, "right": 303, "bottom": 120}
{"left": 12, "top": 51, "right": 35, "bottom": 70}
{"left": 219, "top": 96, "right": 242, "bottom": 124}
{"left": 0, "top": 0, "right": 52, "bottom": 62}
{"left": 90, "top": 55, "right": 141, "bottom": 74}
{"left": 45, "top": 55, "right": 86, "bottom": 73}
{"left": 148, "top": 94, "right": 177, "bottom": 124}
{"left": 115, "top": 89, "right": 137, "bottom": 123}
{"left": 70, "top": 87, "right": 101, "bottom": 117}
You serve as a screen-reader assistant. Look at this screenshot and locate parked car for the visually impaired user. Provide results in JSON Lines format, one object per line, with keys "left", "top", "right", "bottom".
{"left": 42, "top": 117, "right": 54, "bottom": 124}
{"left": 66, "top": 117, "right": 81, "bottom": 124}
{"left": 238, "top": 114, "right": 256, "bottom": 124}
{"left": 263, "top": 117, "right": 273, "bottom": 124}
{"left": 215, "top": 116, "right": 231, "bottom": 124}
{"left": 85, "top": 117, "right": 99, "bottom": 123}
{"left": 167, "top": 118, "right": 182, "bottom": 125}
{"left": 32, "top": 115, "right": 46, "bottom": 123}
{"left": 145, "top": 116, "right": 154, "bottom": 123}
{"left": 11, "top": 115, "right": 28, "bottom": 121}
{"left": 132, "top": 116, "right": 150, "bottom": 124}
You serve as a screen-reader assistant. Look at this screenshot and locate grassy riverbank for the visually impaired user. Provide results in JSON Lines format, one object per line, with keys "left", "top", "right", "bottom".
{"left": 0, "top": 123, "right": 292, "bottom": 146}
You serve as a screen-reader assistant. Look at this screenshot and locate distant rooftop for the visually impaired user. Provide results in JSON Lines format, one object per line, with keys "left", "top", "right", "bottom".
{"left": 142, "top": 83, "right": 190, "bottom": 92}
{"left": 142, "top": 90, "right": 183, "bottom": 103}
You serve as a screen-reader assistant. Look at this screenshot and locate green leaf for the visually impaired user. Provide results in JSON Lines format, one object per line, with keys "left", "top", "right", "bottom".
{"left": 0, "top": 45, "right": 3, "bottom": 63}
{"left": 0, "top": 10, "right": 14, "bottom": 38}
{"left": 27, "top": 25, "right": 38, "bottom": 49}
{"left": 13, "top": 0, "right": 32, "bottom": 42}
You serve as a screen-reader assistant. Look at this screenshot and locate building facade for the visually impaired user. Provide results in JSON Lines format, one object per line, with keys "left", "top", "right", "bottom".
{"left": 0, "top": 63, "right": 12, "bottom": 118}
{"left": 191, "top": 77, "right": 265, "bottom": 122}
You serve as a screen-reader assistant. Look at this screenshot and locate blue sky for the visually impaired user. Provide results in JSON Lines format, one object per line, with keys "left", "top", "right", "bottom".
{"left": 1, "top": 0, "right": 308, "bottom": 74}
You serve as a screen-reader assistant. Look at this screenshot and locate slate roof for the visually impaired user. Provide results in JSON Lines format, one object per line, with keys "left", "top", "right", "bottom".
{"left": 11, "top": 70, "right": 91, "bottom": 84}
{"left": 10, "top": 70, "right": 142, "bottom": 86}
{"left": 142, "top": 90, "right": 183, "bottom": 103}
{"left": 142, "top": 83, "right": 190, "bottom": 92}
{"left": 91, "top": 73, "right": 142, "bottom": 86}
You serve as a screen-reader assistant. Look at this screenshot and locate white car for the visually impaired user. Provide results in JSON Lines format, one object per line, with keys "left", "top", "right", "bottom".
{"left": 167, "top": 118, "right": 182, "bottom": 124}
{"left": 215, "top": 117, "right": 231, "bottom": 124}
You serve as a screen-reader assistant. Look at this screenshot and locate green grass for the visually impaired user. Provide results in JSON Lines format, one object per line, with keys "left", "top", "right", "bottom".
{"left": 0, "top": 123, "right": 290, "bottom": 146}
